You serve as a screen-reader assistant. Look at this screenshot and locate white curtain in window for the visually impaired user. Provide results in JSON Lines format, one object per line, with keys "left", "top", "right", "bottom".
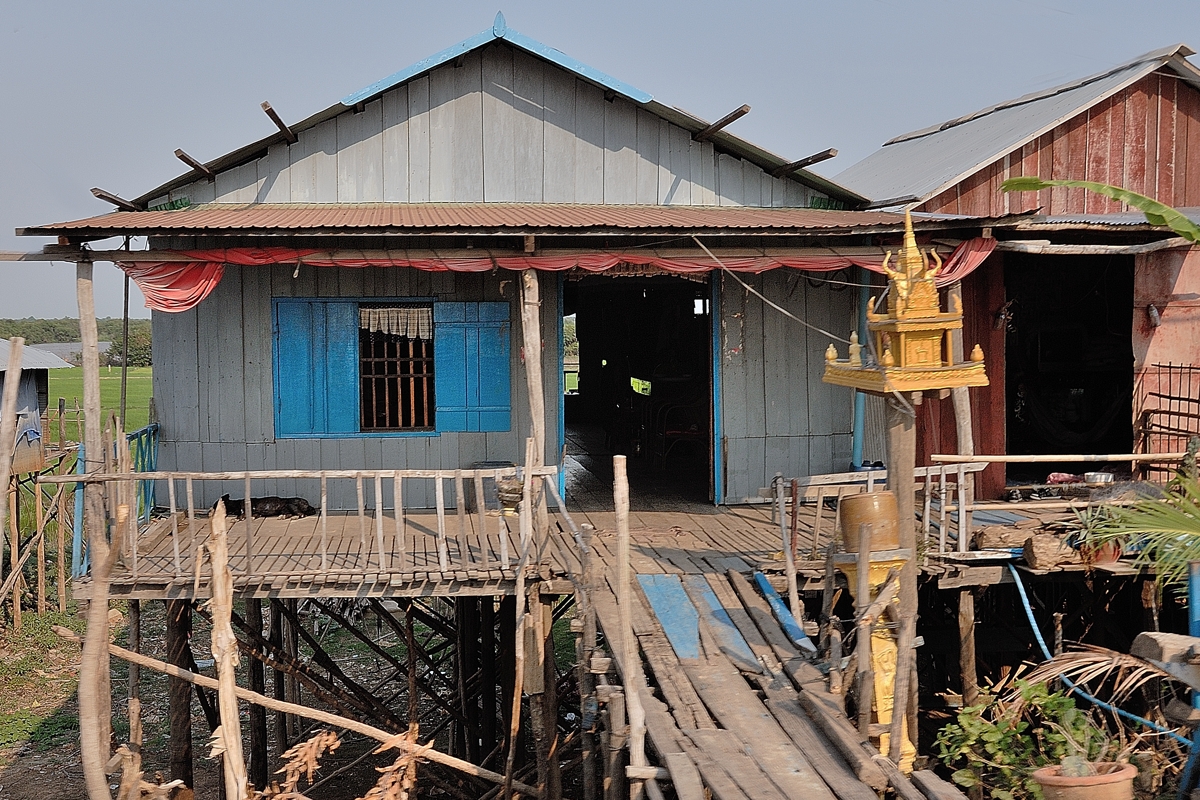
{"left": 359, "top": 306, "right": 433, "bottom": 340}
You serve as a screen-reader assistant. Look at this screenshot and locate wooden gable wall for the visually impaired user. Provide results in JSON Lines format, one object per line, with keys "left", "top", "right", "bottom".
{"left": 153, "top": 42, "right": 824, "bottom": 209}
{"left": 918, "top": 70, "right": 1200, "bottom": 215}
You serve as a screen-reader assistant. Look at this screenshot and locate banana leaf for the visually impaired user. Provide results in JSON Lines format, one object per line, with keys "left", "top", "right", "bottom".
{"left": 1000, "top": 177, "right": 1200, "bottom": 243}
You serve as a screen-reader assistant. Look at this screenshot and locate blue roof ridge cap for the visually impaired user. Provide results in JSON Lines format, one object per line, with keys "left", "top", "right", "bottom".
{"left": 341, "top": 13, "right": 652, "bottom": 108}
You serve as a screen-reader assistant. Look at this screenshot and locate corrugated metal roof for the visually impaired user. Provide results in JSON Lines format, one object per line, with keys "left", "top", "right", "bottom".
{"left": 834, "top": 44, "right": 1200, "bottom": 205}
{"left": 0, "top": 340, "right": 74, "bottom": 371}
{"left": 128, "top": 17, "right": 863, "bottom": 208}
{"left": 1037, "top": 208, "right": 1200, "bottom": 226}
{"left": 21, "top": 202, "right": 937, "bottom": 237}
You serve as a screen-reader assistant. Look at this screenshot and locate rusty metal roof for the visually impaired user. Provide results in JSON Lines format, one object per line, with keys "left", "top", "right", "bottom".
{"left": 20, "top": 202, "right": 941, "bottom": 238}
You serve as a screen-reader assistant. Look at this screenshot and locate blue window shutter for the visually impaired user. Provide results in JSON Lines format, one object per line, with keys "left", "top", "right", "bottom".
{"left": 434, "top": 302, "right": 511, "bottom": 432}
{"left": 274, "top": 300, "right": 359, "bottom": 437}
{"left": 324, "top": 302, "right": 360, "bottom": 434}
{"left": 275, "top": 301, "right": 317, "bottom": 436}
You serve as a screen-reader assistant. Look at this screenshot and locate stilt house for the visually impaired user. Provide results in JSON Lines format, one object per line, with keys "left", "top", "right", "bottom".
{"left": 837, "top": 44, "right": 1200, "bottom": 496}
{"left": 21, "top": 15, "right": 1007, "bottom": 507}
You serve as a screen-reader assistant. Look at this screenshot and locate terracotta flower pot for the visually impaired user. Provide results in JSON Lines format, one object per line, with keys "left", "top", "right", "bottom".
{"left": 1031, "top": 762, "right": 1136, "bottom": 800}
{"left": 1080, "top": 540, "right": 1122, "bottom": 565}
{"left": 839, "top": 491, "right": 900, "bottom": 552}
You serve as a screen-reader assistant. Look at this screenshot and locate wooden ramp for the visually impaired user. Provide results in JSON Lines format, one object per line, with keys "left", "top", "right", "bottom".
{"left": 584, "top": 530, "right": 948, "bottom": 800}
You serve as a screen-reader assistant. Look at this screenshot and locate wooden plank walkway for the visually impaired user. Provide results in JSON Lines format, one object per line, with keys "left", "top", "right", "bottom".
{"left": 582, "top": 531, "right": 933, "bottom": 800}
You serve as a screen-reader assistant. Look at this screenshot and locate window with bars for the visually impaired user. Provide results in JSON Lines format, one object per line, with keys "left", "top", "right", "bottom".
{"left": 272, "top": 298, "right": 511, "bottom": 438}
{"left": 359, "top": 304, "right": 435, "bottom": 430}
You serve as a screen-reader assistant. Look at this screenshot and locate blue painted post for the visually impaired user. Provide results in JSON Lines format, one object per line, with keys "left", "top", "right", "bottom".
{"left": 1191, "top": 562, "right": 1200, "bottom": 708}
{"left": 72, "top": 443, "right": 86, "bottom": 578}
{"left": 850, "top": 268, "right": 871, "bottom": 470}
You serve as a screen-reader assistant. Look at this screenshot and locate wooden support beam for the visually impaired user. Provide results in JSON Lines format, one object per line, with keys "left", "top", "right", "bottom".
{"left": 693, "top": 104, "right": 750, "bottom": 141}
{"left": 89, "top": 187, "right": 141, "bottom": 212}
{"left": 261, "top": 101, "right": 298, "bottom": 144}
{"left": 269, "top": 599, "right": 286, "bottom": 756}
{"left": 173, "top": 149, "right": 215, "bottom": 182}
{"left": 885, "top": 395, "right": 917, "bottom": 764}
{"left": 166, "top": 599, "right": 194, "bottom": 789}
{"left": 771, "top": 148, "right": 838, "bottom": 178}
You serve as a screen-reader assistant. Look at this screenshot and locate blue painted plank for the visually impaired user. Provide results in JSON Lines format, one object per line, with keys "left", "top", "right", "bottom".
{"left": 754, "top": 571, "right": 818, "bottom": 654}
{"left": 682, "top": 575, "right": 760, "bottom": 669}
{"left": 637, "top": 574, "right": 700, "bottom": 661}
{"left": 435, "top": 302, "right": 511, "bottom": 433}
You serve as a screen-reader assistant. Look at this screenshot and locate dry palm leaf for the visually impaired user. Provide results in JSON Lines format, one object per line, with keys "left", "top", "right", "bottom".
{"left": 1011, "top": 644, "right": 1181, "bottom": 711}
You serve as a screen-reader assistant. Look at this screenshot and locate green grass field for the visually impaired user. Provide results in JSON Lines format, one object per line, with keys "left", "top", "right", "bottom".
{"left": 45, "top": 366, "right": 154, "bottom": 440}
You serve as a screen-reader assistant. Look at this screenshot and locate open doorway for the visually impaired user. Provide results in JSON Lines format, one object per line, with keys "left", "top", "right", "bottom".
{"left": 1004, "top": 254, "right": 1134, "bottom": 481}
{"left": 562, "top": 275, "right": 713, "bottom": 509}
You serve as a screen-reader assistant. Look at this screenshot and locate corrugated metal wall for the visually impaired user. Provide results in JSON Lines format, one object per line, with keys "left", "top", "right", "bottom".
{"left": 152, "top": 42, "right": 821, "bottom": 210}
{"left": 716, "top": 271, "right": 855, "bottom": 502}
{"left": 152, "top": 265, "right": 559, "bottom": 510}
{"left": 920, "top": 70, "right": 1200, "bottom": 216}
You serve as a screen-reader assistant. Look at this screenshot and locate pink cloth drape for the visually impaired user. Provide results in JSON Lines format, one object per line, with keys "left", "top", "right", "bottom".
{"left": 121, "top": 238, "right": 997, "bottom": 313}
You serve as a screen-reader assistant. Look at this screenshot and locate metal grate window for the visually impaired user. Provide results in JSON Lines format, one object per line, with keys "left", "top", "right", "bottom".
{"left": 359, "top": 304, "right": 435, "bottom": 430}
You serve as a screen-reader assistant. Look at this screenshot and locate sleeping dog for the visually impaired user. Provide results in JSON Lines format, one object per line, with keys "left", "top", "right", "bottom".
{"left": 212, "top": 494, "right": 319, "bottom": 520}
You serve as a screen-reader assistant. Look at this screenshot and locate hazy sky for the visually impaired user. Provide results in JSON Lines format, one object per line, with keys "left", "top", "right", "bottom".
{"left": 2, "top": 0, "right": 1197, "bottom": 319}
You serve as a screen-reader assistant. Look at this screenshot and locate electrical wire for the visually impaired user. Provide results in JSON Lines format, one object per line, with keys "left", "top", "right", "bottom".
{"left": 1005, "top": 562, "right": 1191, "bottom": 746}
{"left": 691, "top": 237, "right": 851, "bottom": 344}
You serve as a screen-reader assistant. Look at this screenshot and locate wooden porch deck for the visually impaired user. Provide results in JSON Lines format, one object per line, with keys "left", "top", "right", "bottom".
{"left": 76, "top": 495, "right": 1087, "bottom": 600}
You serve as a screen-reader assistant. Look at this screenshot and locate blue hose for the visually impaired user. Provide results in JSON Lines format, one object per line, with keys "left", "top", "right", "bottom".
{"left": 1005, "top": 563, "right": 1190, "bottom": 746}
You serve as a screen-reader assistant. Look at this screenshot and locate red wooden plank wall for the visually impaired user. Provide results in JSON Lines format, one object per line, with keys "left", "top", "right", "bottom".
{"left": 915, "top": 255, "right": 1008, "bottom": 499}
{"left": 919, "top": 71, "right": 1200, "bottom": 216}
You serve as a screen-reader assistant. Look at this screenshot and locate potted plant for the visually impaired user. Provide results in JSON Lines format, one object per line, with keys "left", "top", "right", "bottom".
{"left": 935, "top": 680, "right": 1133, "bottom": 800}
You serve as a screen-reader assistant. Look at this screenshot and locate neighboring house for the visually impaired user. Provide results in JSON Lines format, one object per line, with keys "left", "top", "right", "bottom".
{"left": 29, "top": 342, "right": 113, "bottom": 365}
{"left": 0, "top": 340, "right": 73, "bottom": 473}
{"left": 20, "top": 16, "right": 1008, "bottom": 507}
{"left": 835, "top": 44, "right": 1200, "bottom": 496}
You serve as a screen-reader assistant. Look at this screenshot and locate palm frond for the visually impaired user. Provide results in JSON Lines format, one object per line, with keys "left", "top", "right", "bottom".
{"left": 1079, "top": 478, "right": 1200, "bottom": 589}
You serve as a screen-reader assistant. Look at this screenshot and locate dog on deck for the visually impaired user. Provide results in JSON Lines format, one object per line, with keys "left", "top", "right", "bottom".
{"left": 211, "top": 494, "right": 318, "bottom": 520}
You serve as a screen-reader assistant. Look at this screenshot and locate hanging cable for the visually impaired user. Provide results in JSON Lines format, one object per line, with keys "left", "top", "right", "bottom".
{"left": 692, "top": 237, "right": 850, "bottom": 344}
{"left": 1005, "top": 563, "right": 1190, "bottom": 746}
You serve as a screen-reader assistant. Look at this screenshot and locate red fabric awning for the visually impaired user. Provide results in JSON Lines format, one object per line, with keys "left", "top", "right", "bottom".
{"left": 120, "top": 238, "right": 997, "bottom": 312}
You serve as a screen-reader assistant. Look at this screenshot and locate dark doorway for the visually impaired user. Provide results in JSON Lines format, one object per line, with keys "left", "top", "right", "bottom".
{"left": 1004, "top": 254, "right": 1134, "bottom": 480}
{"left": 562, "top": 276, "right": 713, "bottom": 510}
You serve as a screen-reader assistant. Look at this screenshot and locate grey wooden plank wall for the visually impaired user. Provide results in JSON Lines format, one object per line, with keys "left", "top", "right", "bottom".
{"left": 151, "top": 43, "right": 821, "bottom": 209}
{"left": 717, "top": 270, "right": 856, "bottom": 503}
{"left": 153, "top": 265, "right": 560, "bottom": 510}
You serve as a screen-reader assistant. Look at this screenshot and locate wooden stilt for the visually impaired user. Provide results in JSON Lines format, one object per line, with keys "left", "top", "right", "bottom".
{"left": 579, "top": 526, "right": 599, "bottom": 800}
{"left": 8, "top": 483, "right": 20, "bottom": 630}
{"left": 481, "top": 597, "right": 499, "bottom": 758}
{"left": 854, "top": 526, "right": 874, "bottom": 738}
{"left": 886, "top": 395, "right": 917, "bottom": 763}
{"left": 246, "top": 599, "right": 269, "bottom": 791}
{"left": 269, "top": 599, "right": 287, "bottom": 757}
{"left": 498, "top": 594, "right": 517, "bottom": 769}
{"left": 599, "top": 683, "right": 628, "bottom": 800}
{"left": 406, "top": 601, "right": 419, "bottom": 728}
{"left": 947, "top": 282, "right": 980, "bottom": 711}
{"left": 166, "top": 598, "right": 194, "bottom": 789}
{"left": 128, "top": 599, "right": 143, "bottom": 772}
{"left": 284, "top": 598, "right": 301, "bottom": 741}
{"left": 75, "top": 260, "right": 118, "bottom": 800}
{"left": 533, "top": 593, "right": 561, "bottom": 799}
{"left": 958, "top": 589, "right": 979, "bottom": 707}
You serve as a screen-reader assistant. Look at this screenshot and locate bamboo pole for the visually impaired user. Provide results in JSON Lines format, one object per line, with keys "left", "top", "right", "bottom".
{"left": 776, "top": 474, "right": 801, "bottom": 621}
{"left": 8, "top": 483, "right": 20, "bottom": 630}
{"left": 930, "top": 452, "right": 1186, "bottom": 463}
{"left": 520, "top": 270, "right": 549, "bottom": 540}
{"left": 207, "top": 501, "right": 250, "bottom": 799}
{"left": 0, "top": 341, "right": 22, "bottom": 616}
{"left": 614, "top": 455, "right": 650, "bottom": 800}
{"left": 51, "top": 626, "right": 544, "bottom": 798}
{"left": 36, "top": 482, "right": 45, "bottom": 614}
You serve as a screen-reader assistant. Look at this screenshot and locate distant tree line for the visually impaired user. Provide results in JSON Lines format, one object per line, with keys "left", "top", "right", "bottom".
{"left": 0, "top": 317, "right": 153, "bottom": 367}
